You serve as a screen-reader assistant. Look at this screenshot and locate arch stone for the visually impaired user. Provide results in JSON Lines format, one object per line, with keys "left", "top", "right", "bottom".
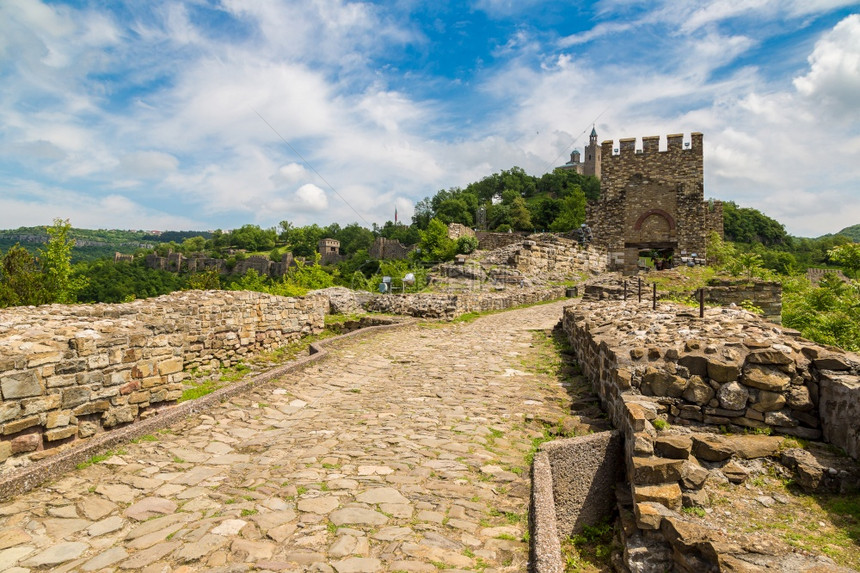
{"left": 633, "top": 209, "right": 676, "bottom": 232}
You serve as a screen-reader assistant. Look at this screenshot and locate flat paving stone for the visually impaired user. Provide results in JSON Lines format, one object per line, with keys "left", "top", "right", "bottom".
{"left": 0, "top": 301, "right": 583, "bottom": 572}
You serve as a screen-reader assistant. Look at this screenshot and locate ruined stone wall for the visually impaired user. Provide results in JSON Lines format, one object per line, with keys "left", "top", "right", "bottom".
{"left": 508, "top": 237, "right": 607, "bottom": 277}
{"left": 447, "top": 223, "right": 475, "bottom": 241}
{"left": 369, "top": 237, "right": 414, "bottom": 260}
{"left": 562, "top": 298, "right": 860, "bottom": 571}
{"left": 475, "top": 231, "right": 528, "bottom": 251}
{"left": 0, "top": 291, "right": 325, "bottom": 464}
{"left": 364, "top": 286, "right": 568, "bottom": 319}
{"left": 705, "top": 278, "right": 782, "bottom": 324}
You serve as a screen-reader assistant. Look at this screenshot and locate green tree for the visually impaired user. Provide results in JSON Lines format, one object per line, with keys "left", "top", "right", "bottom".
{"left": 828, "top": 243, "right": 860, "bottom": 278}
{"left": 416, "top": 218, "right": 456, "bottom": 262}
{"left": 549, "top": 188, "right": 586, "bottom": 232}
{"left": 40, "top": 218, "right": 88, "bottom": 304}
{"left": 0, "top": 244, "right": 45, "bottom": 306}
{"left": 509, "top": 197, "right": 533, "bottom": 231}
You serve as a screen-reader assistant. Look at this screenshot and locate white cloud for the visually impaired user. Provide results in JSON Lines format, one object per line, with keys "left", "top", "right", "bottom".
{"left": 793, "top": 14, "right": 860, "bottom": 119}
{"left": 294, "top": 184, "right": 329, "bottom": 212}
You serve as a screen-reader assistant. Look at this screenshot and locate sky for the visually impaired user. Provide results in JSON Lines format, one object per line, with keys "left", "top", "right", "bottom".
{"left": 1, "top": 0, "right": 859, "bottom": 237}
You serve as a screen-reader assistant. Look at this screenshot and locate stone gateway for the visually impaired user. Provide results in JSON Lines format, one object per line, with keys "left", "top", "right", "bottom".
{"left": 585, "top": 132, "right": 724, "bottom": 274}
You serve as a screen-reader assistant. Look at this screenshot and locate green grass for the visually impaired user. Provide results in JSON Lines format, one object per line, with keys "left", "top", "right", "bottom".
{"left": 561, "top": 519, "right": 617, "bottom": 572}
{"left": 76, "top": 449, "right": 126, "bottom": 469}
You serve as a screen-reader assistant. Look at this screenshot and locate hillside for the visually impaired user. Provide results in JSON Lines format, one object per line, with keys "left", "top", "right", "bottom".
{"left": 0, "top": 227, "right": 210, "bottom": 263}
{"left": 835, "top": 224, "right": 860, "bottom": 242}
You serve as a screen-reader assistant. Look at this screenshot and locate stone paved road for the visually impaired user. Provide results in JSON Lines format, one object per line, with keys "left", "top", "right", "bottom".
{"left": 0, "top": 300, "right": 592, "bottom": 573}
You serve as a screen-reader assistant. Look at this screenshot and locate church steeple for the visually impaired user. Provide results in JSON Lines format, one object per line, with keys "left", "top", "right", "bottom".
{"left": 584, "top": 126, "right": 601, "bottom": 179}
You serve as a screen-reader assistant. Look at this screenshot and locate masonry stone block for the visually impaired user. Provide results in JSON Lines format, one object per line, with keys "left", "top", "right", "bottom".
{"left": 1, "top": 371, "right": 43, "bottom": 399}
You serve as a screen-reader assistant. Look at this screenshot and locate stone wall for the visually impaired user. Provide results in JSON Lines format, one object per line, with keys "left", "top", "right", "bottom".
{"left": 447, "top": 223, "right": 475, "bottom": 240}
{"left": 364, "top": 286, "right": 568, "bottom": 319}
{"left": 508, "top": 236, "right": 607, "bottom": 277}
{"left": 705, "top": 278, "right": 782, "bottom": 324}
{"left": 475, "top": 231, "right": 528, "bottom": 251}
{"left": 0, "top": 291, "right": 326, "bottom": 465}
{"left": 369, "top": 237, "right": 414, "bottom": 260}
{"left": 561, "top": 298, "right": 860, "bottom": 571}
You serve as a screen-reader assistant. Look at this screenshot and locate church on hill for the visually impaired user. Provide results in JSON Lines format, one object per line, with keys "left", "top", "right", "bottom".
{"left": 558, "top": 126, "right": 602, "bottom": 179}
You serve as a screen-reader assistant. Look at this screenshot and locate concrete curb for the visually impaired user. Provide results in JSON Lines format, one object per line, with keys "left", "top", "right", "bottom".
{"left": 530, "top": 450, "right": 563, "bottom": 573}
{"left": 0, "top": 318, "right": 416, "bottom": 501}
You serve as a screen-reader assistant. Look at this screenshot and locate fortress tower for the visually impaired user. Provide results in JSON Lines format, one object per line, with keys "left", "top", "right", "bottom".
{"left": 585, "top": 132, "right": 723, "bottom": 274}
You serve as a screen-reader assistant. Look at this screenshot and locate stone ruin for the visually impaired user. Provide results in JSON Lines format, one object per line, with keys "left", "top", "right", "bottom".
{"left": 542, "top": 298, "right": 860, "bottom": 572}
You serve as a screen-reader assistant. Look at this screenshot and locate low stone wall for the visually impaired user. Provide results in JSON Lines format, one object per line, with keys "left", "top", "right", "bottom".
{"left": 511, "top": 237, "right": 607, "bottom": 277}
{"left": 561, "top": 298, "right": 860, "bottom": 571}
{"left": 364, "top": 286, "right": 568, "bottom": 319}
{"left": 0, "top": 290, "right": 326, "bottom": 466}
{"left": 705, "top": 278, "right": 782, "bottom": 324}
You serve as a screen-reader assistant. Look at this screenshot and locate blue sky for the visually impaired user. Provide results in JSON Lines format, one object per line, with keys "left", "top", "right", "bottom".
{"left": 1, "top": 0, "right": 859, "bottom": 237}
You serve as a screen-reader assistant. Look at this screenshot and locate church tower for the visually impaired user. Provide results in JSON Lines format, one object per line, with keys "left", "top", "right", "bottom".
{"left": 583, "top": 126, "right": 601, "bottom": 179}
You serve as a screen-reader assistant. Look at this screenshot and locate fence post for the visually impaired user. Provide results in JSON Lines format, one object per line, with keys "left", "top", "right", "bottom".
{"left": 652, "top": 283, "right": 657, "bottom": 310}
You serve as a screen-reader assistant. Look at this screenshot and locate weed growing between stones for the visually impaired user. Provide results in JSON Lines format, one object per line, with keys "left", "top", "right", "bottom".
{"left": 561, "top": 519, "right": 617, "bottom": 572}
{"left": 75, "top": 448, "right": 127, "bottom": 469}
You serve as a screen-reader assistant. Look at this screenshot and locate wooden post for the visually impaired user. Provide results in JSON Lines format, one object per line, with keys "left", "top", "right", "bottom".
{"left": 638, "top": 277, "right": 642, "bottom": 303}
{"left": 623, "top": 280, "right": 627, "bottom": 300}
{"left": 652, "top": 283, "right": 657, "bottom": 310}
{"left": 699, "top": 287, "right": 704, "bottom": 318}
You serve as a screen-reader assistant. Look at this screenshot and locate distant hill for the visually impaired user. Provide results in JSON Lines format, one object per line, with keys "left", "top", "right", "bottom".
{"left": 835, "top": 224, "right": 860, "bottom": 242}
{"left": 0, "top": 227, "right": 210, "bottom": 263}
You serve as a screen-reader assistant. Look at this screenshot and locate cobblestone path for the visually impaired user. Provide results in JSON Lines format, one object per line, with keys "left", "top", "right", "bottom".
{"left": 0, "top": 300, "right": 598, "bottom": 573}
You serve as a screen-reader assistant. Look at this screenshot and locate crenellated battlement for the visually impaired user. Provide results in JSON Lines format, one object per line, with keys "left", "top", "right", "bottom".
{"left": 602, "top": 132, "right": 703, "bottom": 157}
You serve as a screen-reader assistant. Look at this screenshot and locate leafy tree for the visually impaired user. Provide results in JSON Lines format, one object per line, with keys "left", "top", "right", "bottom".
{"left": 723, "top": 202, "right": 788, "bottom": 246}
{"left": 416, "top": 218, "right": 456, "bottom": 262}
{"left": 187, "top": 270, "right": 221, "bottom": 290}
{"left": 40, "top": 219, "right": 88, "bottom": 304}
{"left": 456, "top": 236, "right": 479, "bottom": 254}
{"left": 509, "top": 197, "right": 533, "bottom": 231}
{"left": 0, "top": 245, "right": 45, "bottom": 306}
{"left": 549, "top": 188, "right": 586, "bottom": 232}
{"left": 828, "top": 243, "right": 860, "bottom": 278}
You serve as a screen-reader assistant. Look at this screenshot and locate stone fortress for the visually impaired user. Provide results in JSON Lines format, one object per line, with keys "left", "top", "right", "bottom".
{"left": 584, "top": 130, "right": 723, "bottom": 274}
{"left": 0, "top": 130, "right": 857, "bottom": 573}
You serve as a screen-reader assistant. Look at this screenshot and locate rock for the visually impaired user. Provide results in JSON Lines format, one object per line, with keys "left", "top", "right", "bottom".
{"left": 682, "top": 489, "right": 709, "bottom": 508}
{"left": 746, "top": 348, "right": 793, "bottom": 365}
{"left": 731, "top": 435, "right": 784, "bottom": 459}
{"left": 633, "top": 483, "right": 682, "bottom": 512}
{"left": 354, "top": 487, "right": 409, "bottom": 505}
{"left": 124, "top": 497, "right": 178, "bottom": 521}
{"left": 21, "top": 542, "right": 89, "bottom": 567}
{"left": 212, "top": 519, "right": 248, "bottom": 536}
{"left": 634, "top": 501, "right": 673, "bottom": 530}
{"left": 721, "top": 460, "right": 749, "bottom": 484}
{"left": 631, "top": 457, "right": 685, "bottom": 485}
{"left": 691, "top": 434, "right": 734, "bottom": 462}
{"left": 331, "top": 557, "right": 383, "bottom": 573}
{"left": 718, "top": 381, "right": 749, "bottom": 410}
{"left": 80, "top": 547, "right": 128, "bottom": 571}
{"left": 654, "top": 435, "right": 692, "bottom": 459}
{"left": 297, "top": 496, "right": 340, "bottom": 514}
{"left": 751, "top": 390, "right": 786, "bottom": 412}
{"left": 329, "top": 508, "right": 388, "bottom": 526}
{"left": 764, "top": 410, "right": 797, "bottom": 427}
{"left": 680, "top": 460, "right": 709, "bottom": 490}
{"left": 780, "top": 448, "right": 825, "bottom": 492}
{"left": 813, "top": 356, "right": 851, "bottom": 371}
{"left": 787, "top": 385, "right": 814, "bottom": 411}
{"left": 682, "top": 376, "right": 714, "bottom": 406}
{"left": 743, "top": 364, "right": 791, "bottom": 392}
{"left": 707, "top": 359, "right": 740, "bottom": 383}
